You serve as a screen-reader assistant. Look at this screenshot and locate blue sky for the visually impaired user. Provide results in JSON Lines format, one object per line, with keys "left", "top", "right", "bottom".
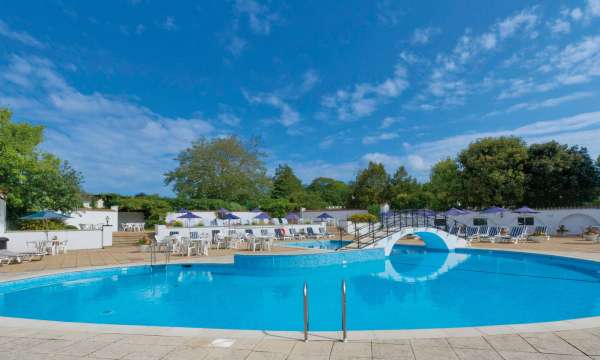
{"left": 1, "top": 0, "right": 600, "bottom": 195}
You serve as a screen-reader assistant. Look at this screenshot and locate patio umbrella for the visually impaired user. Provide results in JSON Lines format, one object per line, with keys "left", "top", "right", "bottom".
{"left": 20, "top": 210, "right": 72, "bottom": 241}
{"left": 286, "top": 212, "right": 299, "bottom": 224}
{"left": 254, "top": 212, "right": 270, "bottom": 223}
{"left": 444, "top": 208, "right": 469, "bottom": 216}
{"left": 217, "top": 207, "right": 229, "bottom": 219}
{"left": 223, "top": 212, "right": 240, "bottom": 226}
{"left": 177, "top": 211, "right": 201, "bottom": 229}
{"left": 481, "top": 206, "right": 507, "bottom": 214}
{"left": 514, "top": 206, "right": 539, "bottom": 214}
{"left": 251, "top": 208, "right": 261, "bottom": 212}
{"left": 316, "top": 213, "right": 334, "bottom": 221}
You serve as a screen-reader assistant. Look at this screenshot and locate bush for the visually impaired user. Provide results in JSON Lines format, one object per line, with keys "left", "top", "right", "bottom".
{"left": 170, "top": 220, "right": 183, "bottom": 228}
{"left": 17, "top": 219, "right": 70, "bottom": 231}
{"left": 348, "top": 213, "right": 378, "bottom": 223}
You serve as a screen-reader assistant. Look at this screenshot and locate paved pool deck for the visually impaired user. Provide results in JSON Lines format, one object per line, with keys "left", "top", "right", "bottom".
{"left": 2, "top": 237, "right": 600, "bottom": 359}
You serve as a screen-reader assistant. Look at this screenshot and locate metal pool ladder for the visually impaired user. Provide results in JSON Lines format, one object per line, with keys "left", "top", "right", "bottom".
{"left": 303, "top": 280, "right": 347, "bottom": 342}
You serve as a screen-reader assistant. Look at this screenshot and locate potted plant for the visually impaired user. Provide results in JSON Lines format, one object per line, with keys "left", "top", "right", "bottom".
{"left": 582, "top": 227, "right": 599, "bottom": 241}
{"left": 528, "top": 228, "right": 549, "bottom": 242}
{"left": 556, "top": 225, "right": 568, "bottom": 237}
{"left": 138, "top": 236, "right": 151, "bottom": 252}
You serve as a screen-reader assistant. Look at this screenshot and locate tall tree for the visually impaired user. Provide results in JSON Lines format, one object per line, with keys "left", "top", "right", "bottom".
{"left": 306, "top": 177, "right": 350, "bottom": 206}
{"left": 525, "top": 141, "right": 600, "bottom": 207}
{"left": 388, "top": 166, "right": 427, "bottom": 209}
{"left": 0, "top": 108, "right": 83, "bottom": 219}
{"left": 426, "top": 158, "right": 463, "bottom": 210}
{"left": 165, "top": 136, "right": 271, "bottom": 204}
{"left": 271, "top": 164, "right": 303, "bottom": 199}
{"left": 350, "top": 162, "right": 389, "bottom": 208}
{"left": 458, "top": 136, "right": 528, "bottom": 208}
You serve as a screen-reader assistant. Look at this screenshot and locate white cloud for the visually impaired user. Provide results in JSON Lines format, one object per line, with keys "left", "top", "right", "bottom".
{"left": 244, "top": 91, "right": 300, "bottom": 127}
{"left": 548, "top": 19, "right": 571, "bottom": 34}
{"left": 0, "top": 55, "right": 214, "bottom": 194}
{"left": 362, "top": 132, "right": 399, "bottom": 145}
{"left": 0, "top": 20, "right": 45, "bottom": 48}
{"left": 414, "top": 8, "right": 539, "bottom": 110}
{"left": 380, "top": 116, "right": 402, "bottom": 129}
{"left": 321, "top": 65, "right": 408, "bottom": 121}
{"left": 411, "top": 27, "right": 440, "bottom": 45}
{"left": 300, "top": 70, "right": 319, "bottom": 93}
{"left": 217, "top": 107, "right": 241, "bottom": 126}
{"left": 497, "top": 9, "right": 538, "bottom": 39}
{"left": 587, "top": 0, "right": 600, "bottom": 17}
{"left": 234, "top": 0, "right": 278, "bottom": 35}
{"left": 162, "top": 16, "right": 177, "bottom": 31}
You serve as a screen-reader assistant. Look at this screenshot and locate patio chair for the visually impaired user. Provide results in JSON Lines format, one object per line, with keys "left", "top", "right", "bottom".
{"left": 289, "top": 228, "right": 305, "bottom": 240}
{"left": 498, "top": 226, "right": 527, "bottom": 244}
{"left": 281, "top": 218, "right": 288, "bottom": 225}
{"left": 319, "top": 227, "right": 335, "bottom": 239}
{"left": 480, "top": 226, "right": 500, "bottom": 243}
{"left": 306, "top": 227, "right": 323, "bottom": 239}
{"left": 465, "top": 226, "right": 479, "bottom": 244}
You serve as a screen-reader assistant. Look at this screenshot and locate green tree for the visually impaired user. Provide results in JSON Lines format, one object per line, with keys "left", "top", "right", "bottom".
{"left": 349, "top": 162, "right": 389, "bottom": 208}
{"left": 0, "top": 109, "right": 83, "bottom": 221}
{"left": 271, "top": 164, "right": 303, "bottom": 199}
{"left": 388, "top": 166, "right": 428, "bottom": 209}
{"left": 288, "top": 190, "right": 327, "bottom": 209}
{"left": 426, "top": 158, "right": 463, "bottom": 210}
{"left": 165, "top": 136, "right": 271, "bottom": 204}
{"left": 525, "top": 141, "right": 600, "bottom": 207}
{"left": 458, "top": 136, "right": 528, "bottom": 208}
{"left": 306, "top": 177, "right": 350, "bottom": 206}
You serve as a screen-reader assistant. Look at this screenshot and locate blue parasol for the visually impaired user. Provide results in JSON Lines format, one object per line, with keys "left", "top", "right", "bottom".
{"left": 444, "top": 208, "right": 469, "bottom": 216}
{"left": 481, "top": 206, "right": 507, "bottom": 214}
{"left": 514, "top": 206, "right": 539, "bottom": 214}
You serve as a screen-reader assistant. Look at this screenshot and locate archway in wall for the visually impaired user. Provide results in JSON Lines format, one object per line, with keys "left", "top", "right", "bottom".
{"left": 557, "top": 214, "right": 599, "bottom": 235}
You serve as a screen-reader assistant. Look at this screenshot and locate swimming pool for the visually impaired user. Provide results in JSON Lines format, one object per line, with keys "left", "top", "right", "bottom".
{"left": 1, "top": 245, "right": 600, "bottom": 331}
{"left": 284, "top": 240, "right": 351, "bottom": 250}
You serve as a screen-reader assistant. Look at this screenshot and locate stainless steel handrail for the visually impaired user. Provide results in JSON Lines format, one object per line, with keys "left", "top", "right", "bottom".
{"left": 303, "top": 282, "right": 309, "bottom": 342}
{"left": 341, "top": 280, "right": 347, "bottom": 342}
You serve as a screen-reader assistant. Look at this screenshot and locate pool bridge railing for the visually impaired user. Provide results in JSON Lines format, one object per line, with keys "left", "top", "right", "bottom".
{"left": 340, "top": 209, "right": 470, "bottom": 253}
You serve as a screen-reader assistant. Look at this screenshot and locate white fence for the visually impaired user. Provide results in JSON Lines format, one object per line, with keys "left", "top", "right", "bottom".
{"left": 3, "top": 226, "right": 113, "bottom": 252}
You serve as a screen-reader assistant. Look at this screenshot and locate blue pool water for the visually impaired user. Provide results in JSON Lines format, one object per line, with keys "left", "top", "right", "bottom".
{"left": 285, "top": 240, "right": 351, "bottom": 250}
{"left": 1, "top": 245, "right": 600, "bottom": 331}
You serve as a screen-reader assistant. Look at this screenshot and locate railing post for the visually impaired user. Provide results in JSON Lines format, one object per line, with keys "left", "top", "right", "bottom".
{"left": 303, "top": 282, "right": 309, "bottom": 342}
{"left": 341, "top": 280, "right": 347, "bottom": 342}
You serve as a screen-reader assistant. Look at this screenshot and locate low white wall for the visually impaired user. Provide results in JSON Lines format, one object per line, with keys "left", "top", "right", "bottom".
{"left": 65, "top": 209, "right": 118, "bottom": 232}
{"left": 165, "top": 211, "right": 297, "bottom": 226}
{"left": 4, "top": 226, "right": 113, "bottom": 252}
{"left": 155, "top": 223, "right": 326, "bottom": 240}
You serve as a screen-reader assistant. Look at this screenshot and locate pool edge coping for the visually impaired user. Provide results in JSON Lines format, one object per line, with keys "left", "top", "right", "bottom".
{"left": 1, "top": 246, "right": 600, "bottom": 339}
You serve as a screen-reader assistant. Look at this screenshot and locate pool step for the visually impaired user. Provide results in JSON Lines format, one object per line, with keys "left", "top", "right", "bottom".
{"left": 111, "top": 231, "right": 153, "bottom": 247}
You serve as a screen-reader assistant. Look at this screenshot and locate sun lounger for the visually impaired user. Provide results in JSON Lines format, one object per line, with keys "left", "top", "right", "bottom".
{"left": 480, "top": 226, "right": 499, "bottom": 243}
{"left": 465, "top": 226, "right": 479, "bottom": 244}
{"left": 306, "top": 227, "right": 323, "bottom": 239}
{"left": 289, "top": 228, "right": 306, "bottom": 240}
{"left": 274, "top": 228, "right": 292, "bottom": 241}
{"left": 498, "top": 226, "right": 527, "bottom": 244}
{"left": 319, "top": 227, "right": 335, "bottom": 238}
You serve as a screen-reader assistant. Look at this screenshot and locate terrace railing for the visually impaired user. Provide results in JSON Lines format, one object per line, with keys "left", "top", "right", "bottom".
{"left": 345, "top": 209, "right": 470, "bottom": 250}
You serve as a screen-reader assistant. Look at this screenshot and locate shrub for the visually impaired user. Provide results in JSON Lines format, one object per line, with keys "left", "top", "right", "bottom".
{"left": 348, "top": 213, "right": 378, "bottom": 223}
{"left": 17, "top": 219, "right": 70, "bottom": 231}
{"left": 170, "top": 220, "right": 183, "bottom": 228}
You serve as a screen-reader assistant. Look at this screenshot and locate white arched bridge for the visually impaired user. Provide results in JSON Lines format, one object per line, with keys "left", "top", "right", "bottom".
{"left": 340, "top": 210, "right": 469, "bottom": 256}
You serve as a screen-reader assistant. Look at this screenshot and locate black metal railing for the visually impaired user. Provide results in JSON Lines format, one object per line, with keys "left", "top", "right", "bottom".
{"left": 345, "top": 209, "right": 470, "bottom": 250}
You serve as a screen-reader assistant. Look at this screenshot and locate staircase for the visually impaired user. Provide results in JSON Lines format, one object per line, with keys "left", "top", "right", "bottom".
{"left": 340, "top": 210, "right": 469, "bottom": 254}
{"left": 111, "top": 231, "right": 153, "bottom": 247}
